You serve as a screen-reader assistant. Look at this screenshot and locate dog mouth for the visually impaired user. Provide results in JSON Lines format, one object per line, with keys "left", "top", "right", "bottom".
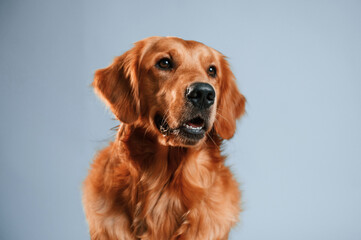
{"left": 154, "top": 114, "right": 207, "bottom": 143}
{"left": 182, "top": 117, "right": 205, "bottom": 133}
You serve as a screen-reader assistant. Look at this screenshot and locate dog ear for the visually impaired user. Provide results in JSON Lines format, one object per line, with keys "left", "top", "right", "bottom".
{"left": 92, "top": 43, "right": 144, "bottom": 123}
{"left": 214, "top": 56, "right": 246, "bottom": 139}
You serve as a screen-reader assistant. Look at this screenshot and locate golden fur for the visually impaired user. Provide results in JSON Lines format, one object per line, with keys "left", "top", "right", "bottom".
{"left": 83, "top": 36, "right": 246, "bottom": 240}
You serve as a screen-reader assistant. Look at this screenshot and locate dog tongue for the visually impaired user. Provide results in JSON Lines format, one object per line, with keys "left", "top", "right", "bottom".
{"left": 186, "top": 122, "right": 202, "bottom": 127}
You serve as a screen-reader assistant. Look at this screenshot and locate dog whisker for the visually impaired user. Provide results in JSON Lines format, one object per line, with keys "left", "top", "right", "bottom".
{"left": 216, "top": 111, "right": 231, "bottom": 125}
{"left": 206, "top": 131, "right": 217, "bottom": 146}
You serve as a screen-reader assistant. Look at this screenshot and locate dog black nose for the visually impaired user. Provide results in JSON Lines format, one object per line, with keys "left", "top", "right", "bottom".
{"left": 186, "top": 82, "right": 215, "bottom": 109}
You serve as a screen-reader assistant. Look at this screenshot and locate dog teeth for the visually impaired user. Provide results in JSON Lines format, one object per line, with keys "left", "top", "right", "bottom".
{"left": 183, "top": 123, "right": 202, "bottom": 130}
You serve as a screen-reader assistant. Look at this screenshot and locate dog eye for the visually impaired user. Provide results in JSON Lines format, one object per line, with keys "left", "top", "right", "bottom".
{"left": 157, "top": 58, "right": 173, "bottom": 70}
{"left": 207, "top": 66, "right": 217, "bottom": 77}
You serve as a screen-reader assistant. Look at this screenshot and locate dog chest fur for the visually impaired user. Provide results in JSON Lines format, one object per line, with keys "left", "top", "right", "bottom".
{"left": 83, "top": 126, "right": 240, "bottom": 240}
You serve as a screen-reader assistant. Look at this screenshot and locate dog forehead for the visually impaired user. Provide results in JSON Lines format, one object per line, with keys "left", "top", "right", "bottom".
{"left": 141, "top": 37, "right": 218, "bottom": 65}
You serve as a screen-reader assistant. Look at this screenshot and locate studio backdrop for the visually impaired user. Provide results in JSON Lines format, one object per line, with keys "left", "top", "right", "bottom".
{"left": 1, "top": 0, "right": 360, "bottom": 239}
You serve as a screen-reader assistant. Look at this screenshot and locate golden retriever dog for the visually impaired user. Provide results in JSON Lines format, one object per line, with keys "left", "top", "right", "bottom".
{"left": 83, "top": 36, "right": 246, "bottom": 240}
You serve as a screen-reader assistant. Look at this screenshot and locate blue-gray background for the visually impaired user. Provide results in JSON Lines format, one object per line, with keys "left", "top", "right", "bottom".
{"left": 1, "top": 0, "right": 360, "bottom": 239}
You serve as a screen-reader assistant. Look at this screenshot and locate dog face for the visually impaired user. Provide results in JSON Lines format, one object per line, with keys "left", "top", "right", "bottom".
{"left": 93, "top": 37, "right": 245, "bottom": 146}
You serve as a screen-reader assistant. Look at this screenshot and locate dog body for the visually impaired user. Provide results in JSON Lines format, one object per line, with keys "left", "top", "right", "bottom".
{"left": 83, "top": 37, "right": 246, "bottom": 240}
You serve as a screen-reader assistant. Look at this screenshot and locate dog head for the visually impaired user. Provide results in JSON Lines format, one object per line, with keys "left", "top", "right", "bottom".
{"left": 93, "top": 36, "right": 245, "bottom": 146}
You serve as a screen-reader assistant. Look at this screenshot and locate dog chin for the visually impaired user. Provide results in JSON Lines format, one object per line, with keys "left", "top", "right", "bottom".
{"left": 157, "top": 132, "right": 206, "bottom": 147}
{"left": 177, "top": 126, "right": 206, "bottom": 145}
